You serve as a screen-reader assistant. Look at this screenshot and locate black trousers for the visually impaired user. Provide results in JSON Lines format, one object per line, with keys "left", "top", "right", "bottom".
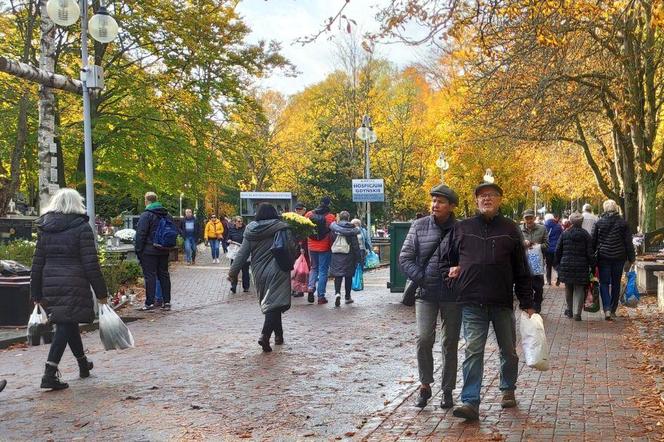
{"left": 47, "top": 323, "right": 84, "bottom": 364}
{"left": 261, "top": 310, "right": 283, "bottom": 339}
{"left": 334, "top": 276, "right": 352, "bottom": 297}
{"left": 230, "top": 259, "right": 250, "bottom": 290}
{"left": 142, "top": 254, "right": 171, "bottom": 305}
{"left": 533, "top": 275, "right": 544, "bottom": 311}
{"left": 544, "top": 251, "right": 556, "bottom": 284}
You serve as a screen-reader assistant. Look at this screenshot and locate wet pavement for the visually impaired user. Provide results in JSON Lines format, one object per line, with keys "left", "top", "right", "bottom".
{"left": 0, "top": 249, "right": 661, "bottom": 440}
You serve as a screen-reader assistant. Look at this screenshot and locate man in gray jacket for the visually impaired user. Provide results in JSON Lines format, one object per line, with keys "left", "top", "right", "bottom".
{"left": 520, "top": 209, "right": 549, "bottom": 313}
{"left": 399, "top": 184, "right": 459, "bottom": 409}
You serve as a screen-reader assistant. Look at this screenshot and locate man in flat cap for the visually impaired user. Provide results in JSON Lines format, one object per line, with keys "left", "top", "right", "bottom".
{"left": 520, "top": 209, "right": 549, "bottom": 313}
{"left": 448, "top": 182, "right": 534, "bottom": 420}
{"left": 399, "top": 183, "right": 460, "bottom": 409}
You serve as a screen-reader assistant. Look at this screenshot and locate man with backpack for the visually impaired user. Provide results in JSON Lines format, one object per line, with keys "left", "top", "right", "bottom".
{"left": 135, "top": 192, "right": 178, "bottom": 311}
{"left": 305, "top": 196, "right": 336, "bottom": 304}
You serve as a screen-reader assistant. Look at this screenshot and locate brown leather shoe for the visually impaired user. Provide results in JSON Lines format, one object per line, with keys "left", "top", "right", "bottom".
{"left": 452, "top": 403, "right": 479, "bottom": 420}
{"left": 501, "top": 390, "right": 517, "bottom": 408}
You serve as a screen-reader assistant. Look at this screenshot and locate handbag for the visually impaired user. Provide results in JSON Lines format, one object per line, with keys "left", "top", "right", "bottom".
{"left": 402, "top": 242, "right": 440, "bottom": 306}
{"left": 271, "top": 229, "right": 296, "bottom": 272}
{"left": 331, "top": 235, "right": 350, "bottom": 254}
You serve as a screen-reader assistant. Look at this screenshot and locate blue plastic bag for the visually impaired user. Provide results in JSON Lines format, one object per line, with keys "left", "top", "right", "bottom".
{"left": 352, "top": 263, "right": 364, "bottom": 291}
{"left": 623, "top": 270, "right": 639, "bottom": 307}
{"left": 365, "top": 251, "right": 380, "bottom": 269}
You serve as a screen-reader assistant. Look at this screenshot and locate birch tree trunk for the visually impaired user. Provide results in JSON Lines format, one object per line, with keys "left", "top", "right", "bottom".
{"left": 37, "top": 0, "right": 58, "bottom": 212}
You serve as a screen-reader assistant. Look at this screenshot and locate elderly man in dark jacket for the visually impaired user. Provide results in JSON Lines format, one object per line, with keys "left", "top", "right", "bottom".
{"left": 399, "top": 184, "right": 459, "bottom": 409}
{"left": 520, "top": 209, "right": 549, "bottom": 313}
{"left": 449, "top": 182, "right": 534, "bottom": 421}
{"left": 135, "top": 192, "right": 173, "bottom": 311}
{"left": 554, "top": 212, "right": 594, "bottom": 321}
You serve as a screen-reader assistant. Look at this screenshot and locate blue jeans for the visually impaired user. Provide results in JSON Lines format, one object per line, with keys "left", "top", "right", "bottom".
{"left": 460, "top": 304, "right": 518, "bottom": 408}
{"left": 598, "top": 260, "right": 624, "bottom": 313}
{"left": 184, "top": 236, "right": 196, "bottom": 263}
{"left": 209, "top": 239, "right": 220, "bottom": 259}
{"left": 308, "top": 250, "right": 331, "bottom": 298}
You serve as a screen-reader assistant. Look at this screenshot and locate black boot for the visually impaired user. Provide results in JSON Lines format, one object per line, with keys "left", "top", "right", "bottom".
{"left": 274, "top": 335, "right": 284, "bottom": 345}
{"left": 41, "top": 363, "right": 69, "bottom": 390}
{"left": 77, "top": 356, "right": 94, "bottom": 378}
{"left": 414, "top": 385, "right": 432, "bottom": 408}
{"left": 258, "top": 334, "right": 272, "bottom": 352}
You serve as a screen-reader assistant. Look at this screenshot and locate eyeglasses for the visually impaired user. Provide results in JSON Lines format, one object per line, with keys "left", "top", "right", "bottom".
{"left": 477, "top": 193, "right": 501, "bottom": 200}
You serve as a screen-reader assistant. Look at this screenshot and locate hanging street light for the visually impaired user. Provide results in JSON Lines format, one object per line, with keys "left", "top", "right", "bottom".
{"left": 46, "top": 0, "right": 119, "bottom": 232}
{"left": 435, "top": 152, "right": 449, "bottom": 183}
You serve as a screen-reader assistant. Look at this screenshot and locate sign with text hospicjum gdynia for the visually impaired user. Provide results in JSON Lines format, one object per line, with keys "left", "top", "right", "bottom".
{"left": 352, "top": 179, "right": 385, "bottom": 202}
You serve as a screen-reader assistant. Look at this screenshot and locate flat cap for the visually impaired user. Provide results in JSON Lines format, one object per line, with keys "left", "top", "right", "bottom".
{"left": 430, "top": 184, "right": 459, "bottom": 205}
{"left": 522, "top": 209, "right": 535, "bottom": 218}
{"left": 474, "top": 182, "right": 504, "bottom": 197}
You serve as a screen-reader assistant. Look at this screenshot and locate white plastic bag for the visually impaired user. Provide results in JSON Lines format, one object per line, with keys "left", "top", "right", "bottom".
{"left": 519, "top": 311, "right": 549, "bottom": 371}
{"left": 27, "top": 304, "right": 49, "bottom": 345}
{"left": 227, "top": 242, "right": 241, "bottom": 260}
{"left": 99, "top": 304, "right": 134, "bottom": 350}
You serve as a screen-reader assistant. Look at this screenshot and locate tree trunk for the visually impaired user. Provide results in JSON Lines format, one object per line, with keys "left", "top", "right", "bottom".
{"left": 0, "top": 0, "right": 37, "bottom": 216}
{"left": 0, "top": 55, "right": 82, "bottom": 94}
{"left": 638, "top": 171, "right": 658, "bottom": 233}
{"left": 37, "top": 0, "right": 58, "bottom": 211}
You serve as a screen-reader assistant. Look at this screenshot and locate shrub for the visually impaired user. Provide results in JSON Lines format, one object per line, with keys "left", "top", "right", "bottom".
{"left": 0, "top": 240, "right": 36, "bottom": 267}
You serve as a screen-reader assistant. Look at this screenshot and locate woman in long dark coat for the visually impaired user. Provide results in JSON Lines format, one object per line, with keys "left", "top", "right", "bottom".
{"left": 554, "top": 212, "right": 594, "bottom": 321}
{"left": 228, "top": 204, "right": 294, "bottom": 352}
{"left": 31, "top": 188, "right": 109, "bottom": 390}
{"left": 329, "top": 211, "right": 361, "bottom": 307}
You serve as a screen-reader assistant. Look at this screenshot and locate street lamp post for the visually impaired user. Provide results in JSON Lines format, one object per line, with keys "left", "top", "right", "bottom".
{"left": 46, "top": 0, "right": 119, "bottom": 231}
{"left": 435, "top": 152, "right": 449, "bottom": 183}
{"left": 356, "top": 115, "right": 377, "bottom": 236}
{"left": 532, "top": 184, "right": 540, "bottom": 214}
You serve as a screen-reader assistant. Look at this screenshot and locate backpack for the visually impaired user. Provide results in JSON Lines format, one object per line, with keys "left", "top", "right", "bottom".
{"left": 271, "top": 229, "right": 296, "bottom": 272}
{"left": 153, "top": 215, "right": 179, "bottom": 249}
{"left": 309, "top": 213, "right": 330, "bottom": 241}
{"left": 331, "top": 234, "right": 350, "bottom": 254}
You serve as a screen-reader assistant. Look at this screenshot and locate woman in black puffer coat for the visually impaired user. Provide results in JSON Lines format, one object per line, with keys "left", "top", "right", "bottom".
{"left": 329, "top": 211, "right": 361, "bottom": 307}
{"left": 554, "top": 212, "right": 594, "bottom": 321}
{"left": 31, "top": 189, "right": 108, "bottom": 390}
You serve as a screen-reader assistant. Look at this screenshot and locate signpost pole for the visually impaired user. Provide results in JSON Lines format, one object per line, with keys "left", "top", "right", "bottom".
{"left": 365, "top": 138, "right": 371, "bottom": 238}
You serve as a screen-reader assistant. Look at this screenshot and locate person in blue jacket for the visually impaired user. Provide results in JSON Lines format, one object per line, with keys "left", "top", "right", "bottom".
{"left": 544, "top": 213, "right": 563, "bottom": 286}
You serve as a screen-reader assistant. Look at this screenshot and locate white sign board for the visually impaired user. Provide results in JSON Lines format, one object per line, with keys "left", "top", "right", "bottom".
{"left": 240, "top": 192, "right": 292, "bottom": 200}
{"left": 352, "top": 179, "right": 385, "bottom": 202}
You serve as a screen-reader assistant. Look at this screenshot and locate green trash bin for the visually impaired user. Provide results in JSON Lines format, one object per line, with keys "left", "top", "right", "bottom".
{"left": 388, "top": 221, "right": 411, "bottom": 292}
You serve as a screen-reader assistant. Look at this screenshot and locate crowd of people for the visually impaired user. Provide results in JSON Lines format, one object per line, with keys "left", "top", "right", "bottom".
{"left": 399, "top": 182, "right": 635, "bottom": 421}
{"left": 16, "top": 182, "right": 635, "bottom": 424}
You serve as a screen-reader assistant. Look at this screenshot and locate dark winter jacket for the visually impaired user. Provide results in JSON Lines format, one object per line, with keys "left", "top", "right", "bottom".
{"left": 229, "top": 219, "right": 294, "bottom": 314}
{"left": 450, "top": 214, "right": 533, "bottom": 310}
{"left": 134, "top": 202, "right": 172, "bottom": 256}
{"left": 592, "top": 211, "right": 635, "bottom": 263}
{"left": 228, "top": 224, "right": 246, "bottom": 244}
{"left": 180, "top": 216, "right": 201, "bottom": 241}
{"left": 329, "top": 221, "right": 362, "bottom": 277}
{"left": 554, "top": 226, "right": 594, "bottom": 285}
{"left": 545, "top": 219, "right": 563, "bottom": 254}
{"left": 399, "top": 214, "right": 456, "bottom": 302}
{"left": 30, "top": 213, "right": 108, "bottom": 323}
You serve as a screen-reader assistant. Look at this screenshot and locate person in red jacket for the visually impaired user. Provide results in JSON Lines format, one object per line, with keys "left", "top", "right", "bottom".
{"left": 305, "top": 197, "right": 336, "bottom": 304}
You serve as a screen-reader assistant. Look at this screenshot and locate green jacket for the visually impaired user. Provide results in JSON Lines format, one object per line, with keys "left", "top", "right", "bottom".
{"left": 520, "top": 223, "right": 549, "bottom": 253}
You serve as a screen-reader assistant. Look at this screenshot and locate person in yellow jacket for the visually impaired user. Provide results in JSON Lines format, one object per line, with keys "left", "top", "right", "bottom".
{"left": 204, "top": 214, "right": 225, "bottom": 263}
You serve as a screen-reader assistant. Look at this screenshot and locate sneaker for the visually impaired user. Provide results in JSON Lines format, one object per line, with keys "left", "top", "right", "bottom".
{"left": 335, "top": 294, "right": 341, "bottom": 307}
{"left": 452, "top": 403, "right": 479, "bottom": 420}
{"left": 605, "top": 311, "right": 613, "bottom": 321}
{"left": 317, "top": 297, "right": 328, "bottom": 305}
{"left": 564, "top": 309, "right": 573, "bottom": 318}
{"left": 139, "top": 304, "right": 155, "bottom": 311}
{"left": 243, "top": 288, "right": 249, "bottom": 293}
{"left": 610, "top": 312, "right": 617, "bottom": 319}
{"left": 345, "top": 296, "right": 354, "bottom": 304}
{"left": 161, "top": 303, "right": 171, "bottom": 311}
{"left": 274, "top": 335, "right": 284, "bottom": 345}
{"left": 414, "top": 385, "right": 432, "bottom": 408}
{"left": 500, "top": 391, "right": 517, "bottom": 408}
{"left": 230, "top": 287, "right": 236, "bottom": 294}
{"left": 0, "top": 379, "right": 6, "bottom": 393}
{"left": 154, "top": 300, "right": 163, "bottom": 307}
{"left": 307, "top": 292, "right": 315, "bottom": 303}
